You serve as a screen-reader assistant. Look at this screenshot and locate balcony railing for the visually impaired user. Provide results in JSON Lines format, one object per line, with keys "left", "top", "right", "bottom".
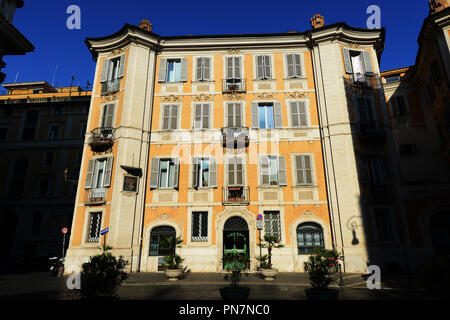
{"left": 222, "top": 79, "right": 247, "bottom": 93}
{"left": 101, "top": 79, "right": 120, "bottom": 94}
{"left": 221, "top": 126, "right": 249, "bottom": 148}
{"left": 88, "top": 127, "right": 115, "bottom": 151}
{"left": 85, "top": 188, "right": 106, "bottom": 204}
{"left": 223, "top": 186, "right": 250, "bottom": 205}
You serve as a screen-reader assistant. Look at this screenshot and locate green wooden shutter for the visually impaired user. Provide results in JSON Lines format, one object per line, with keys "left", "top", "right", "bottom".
{"left": 85, "top": 159, "right": 95, "bottom": 189}
{"left": 100, "top": 58, "right": 110, "bottom": 83}
{"left": 149, "top": 158, "right": 159, "bottom": 188}
{"left": 103, "top": 156, "right": 114, "bottom": 187}
{"left": 278, "top": 156, "right": 287, "bottom": 186}
{"left": 118, "top": 54, "right": 126, "bottom": 78}
{"left": 343, "top": 48, "right": 353, "bottom": 74}
{"left": 158, "top": 58, "right": 167, "bottom": 82}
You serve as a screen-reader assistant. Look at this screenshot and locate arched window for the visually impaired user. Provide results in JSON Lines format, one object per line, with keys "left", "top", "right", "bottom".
{"left": 149, "top": 226, "right": 176, "bottom": 256}
{"left": 296, "top": 222, "right": 324, "bottom": 254}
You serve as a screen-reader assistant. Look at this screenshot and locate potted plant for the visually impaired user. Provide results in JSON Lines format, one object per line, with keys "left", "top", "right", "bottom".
{"left": 303, "top": 247, "right": 343, "bottom": 300}
{"left": 161, "top": 235, "right": 185, "bottom": 281}
{"left": 258, "top": 234, "right": 284, "bottom": 280}
{"left": 220, "top": 253, "right": 250, "bottom": 300}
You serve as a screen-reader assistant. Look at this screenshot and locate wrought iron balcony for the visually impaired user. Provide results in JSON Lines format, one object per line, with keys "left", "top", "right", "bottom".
{"left": 88, "top": 127, "right": 115, "bottom": 151}
{"left": 222, "top": 79, "right": 247, "bottom": 93}
{"left": 85, "top": 188, "right": 106, "bottom": 205}
{"left": 223, "top": 186, "right": 250, "bottom": 205}
{"left": 221, "top": 126, "right": 249, "bottom": 148}
{"left": 101, "top": 79, "right": 120, "bottom": 94}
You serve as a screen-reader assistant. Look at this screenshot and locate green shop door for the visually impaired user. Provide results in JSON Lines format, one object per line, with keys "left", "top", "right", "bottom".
{"left": 223, "top": 216, "right": 249, "bottom": 269}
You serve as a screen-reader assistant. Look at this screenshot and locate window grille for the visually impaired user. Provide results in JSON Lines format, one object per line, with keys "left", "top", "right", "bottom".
{"left": 87, "top": 212, "right": 102, "bottom": 242}
{"left": 192, "top": 212, "right": 208, "bottom": 242}
{"left": 149, "top": 226, "right": 176, "bottom": 256}
{"left": 264, "top": 211, "right": 281, "bottom": 241}
{"left": 297, "top": 223, "right": 324, "bottom": 254}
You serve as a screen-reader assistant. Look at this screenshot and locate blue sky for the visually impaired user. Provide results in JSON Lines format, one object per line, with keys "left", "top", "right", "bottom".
{"left": 2, "top": 0, "right": 429, "bottom": 89}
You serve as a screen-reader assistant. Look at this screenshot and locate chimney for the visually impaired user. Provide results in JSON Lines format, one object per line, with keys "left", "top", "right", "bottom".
{"left": 310, "top": 13, "right": 325, "bottom": 29}
{"left": 429, "top": 0, "right": 449, "bottom": 14}
{"left": 138, "top": 19, "right": 152, "bottom": 32}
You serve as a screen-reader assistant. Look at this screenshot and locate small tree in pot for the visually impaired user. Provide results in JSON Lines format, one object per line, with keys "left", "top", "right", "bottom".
{"left": 258, "top": 234, "right": 284, "bottom": 280}
{"left": 303, "top": 247, "right": 343, "bottom": 300}
{"left": 220, "top": 253, "right": 250, "bottom": 300}
{"left": 161, "top": 235, "right": 185, "bottom": 280}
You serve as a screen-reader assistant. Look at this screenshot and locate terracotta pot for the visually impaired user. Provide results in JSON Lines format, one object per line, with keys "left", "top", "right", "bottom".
{"left": 220, "top": 287, "right": 250, "bottom": 300}
{"left": 260, "top": 268, "right": 278, "bottom": 281}
{"left": 165, "top": 268, "right": 183, "bottom": 281}
{"left": 305, "top": 288, "right": 339, "bottom": 300}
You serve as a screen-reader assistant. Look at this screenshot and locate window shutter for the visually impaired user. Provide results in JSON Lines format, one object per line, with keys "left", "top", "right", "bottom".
{"left": 251, "top": 102, "right": 259, "bottom": 128}
{"left": 291, "top": 102, "right": 299, "bottom": 127}
{"left": 158, "top": 58, "right": 167, "bottom": 82}
{"left": 264, "top": 55, "right": 271, "bottom": 79}
{"left": 343, "top": 48, "right": 353, "bottom": 74}
{"left": 227, "top": 103, "right": 234, "bottom": 127}
{"left": 236, "top": 157, "right": 243, "bottom": 186}
{"left": 170, "top": 105, "right": 178, "bottom": 130}
{"left": 149, "top": 158, "right": 159, "bottom": 188}
{"left": 226, "top": 57, "right": 234, "bottom": 79}
{"left": 390, "top": 98, "right": 398, "bottom": 117}
{"left": 235, "top": 103, "right": 242, "bottom": 127}
{"left": 209, "top": 157, "right": 217, "bottom": 187}
{"left": 173, "top": 158, "right": 180, "bottom": 189}
{"left": 194, "top": 104, "right": 202, "bottom": 130}
{"left": 256, "top": 56, "right": 264, "bottom": 80}
{"left": 84, "top": 159, "right": 95, "bottom": 189}
{"left": 203, "top": 57, "right": 211, "bottom": 81}
{"left": 294, "top": 54, "right": 302, "bottom": 77}
{"left": 304, "top": 155, "right": 312, "bottom": 184}
{"left": 180, "top": 58, "right": 188, "bottom": 82}
{"left": 102, "top": 104, "right": 115, "bottom": 128}
{"left": 192, "top": 157, "right": 199, "bottom": 188}
{"left": 100, "top": 58, "right": 110, "bottom": 83}
{"left": 234, "top": 56, "right": 241, "bottom": 79}
{"left": 356, "top": 97, "right": 367, "bottom": 122}
{"left": 274, "top": 102, "right": 282, "bottom": 128}
{"left": 278, "top": 156, "right": 287, "bottom": 186}
{"left": 203, "top": 104, "right": 210, "bottom": 129}
{"left": 298, "top": 102, "right": 307, "bottom": 126}
{"left": 103, "top": 156, "right": 114, "bottom": 187}
{"left": 260, "top": 156, "right": 269, "bottom": 185}
{"left": 362, "top": 51, "right": 374, "bottom": 76}
{"left": 295, "top": 155, "right": 303, "bottom": 185}
{"left": 162, "top": 105, "right": 170, "bottom": 130}
{"left": 286, "top": 54, "right": 295, "bottom": 78}
{"left": 228, "top": 157, "right": 236, "bottom": 186}
{"left": 196, "top": 58, "right": 203, "bottom": 81}
{"left": 118, "top": 54, "right": 126, "bottom": 78}
{"left": 366, "top": 98, "right": 376, "bottom": 121}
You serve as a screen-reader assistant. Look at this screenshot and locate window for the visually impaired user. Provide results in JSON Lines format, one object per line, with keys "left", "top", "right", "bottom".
{"left": 228, "top": 157, "right": 244, "bottom": 186}
{"left": 343, "top": 49, "right": 374, "bottom": 79}
{"left": 258, "top": 104, "right": 274, "bottom": 129}
{"left": 162, "top": 104, "right": 179, "bottom": 130}
{"left": 43, "top": 151, "right": 55, "bottom": 167}
{"left": 80, "top": 121, "right": 87, "bottom": 138}
{"left": 48, "top": 124, "right": 60, "bottom": 140}
{"left": 390, "top": 95, "right": 408, "bottom": 117}
{"left": 355, "top": 96, "right": 375, "bottom": 123}
{"left": 226, "top": 56, "right": 242, "bottom": 80}
{"left": 123, "top": 176, "right": 138, "bottom": 192}
{"left": 195, "top": 57, "right": 211, "bottom": 81}
{"left": 100, "top": 54, "right": 126, "bottom": 93}
{"left": 192, "top": 157, "right": 217, "bottom": 188}
{"left": 193, "top": 104, "right": 210, "bottom": 129}
{"left": 290, "top": 101, "right": 308, "bottom": 127}
{"left": 84, "top": 157, "right": 114, "bottom": 189}
{"left": 0, "top": 127, "right": 8, "bottom": 141}
{"left": 108, "top": 57, "right": 121, "bottom": 81}
{"left": 158, "top": 58, "right": 188, "bottom": 83}
{"left": 264, "top": 211, "right": 281, "bottom": 241}
{"left": 359, "top": 154, "right": 392, "bottom": 185}
{"left": 385, "top": 76, "right": 400, "bottom": 83}
{"left": 260, "top": 155, "right": 287, "bottom": 186}
{"left": 22, "top": 111, "right": 39, "bottom": 140}
{"left": 192, "top": 212, "right": 208, "bottom": 242}
{"left": 374, "top": 209, "right": 394, "bottom": 242}
{"left": 226, "top": 103, "right": 243, "bottom": 127}
{"left": 295, "top": 155, "right": 313, "bottom": 185}
{"left": 286, "top": 53, "right": 302, "bottom": 78}
{"left": 297, "top": 223, "right": 324, "bottom": 254}
{"left": 149, "top": 158, "right": 180, "bottom": 189}
{"left": 38, "top": 176, "right": 50, "bottom": 198}
{"left": 101, "top": 104, "right": 115, "bottom": 128}
{"left": 256, "top": 55, "right": 271, "bottom": 80}
{"left": 87, "top": 212, "right": 102, "bottom": 242}
{"left": 149, "top": 226, "right": 176, "bottom": 256}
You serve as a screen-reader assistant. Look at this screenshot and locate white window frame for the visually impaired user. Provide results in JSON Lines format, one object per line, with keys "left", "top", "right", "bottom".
{"left": 194, "top": 56, "right": 214, "bottom": 81}
{"left": 284, "top": 52, "right": 305, "bottom": 79}
{"left": 287, "top": 99, "right": 310, "bottom": 128}
{"left": 160, "top": 103, "right": 181, "bottom": 131}
{"left": 260, "top": 155, "right": 279, "bottom": 186}
{"left": 192, "top": 103, "right": 212, "bottom": 130}
{"left": 254, "top": 54, "right": 273, "bottom": 80}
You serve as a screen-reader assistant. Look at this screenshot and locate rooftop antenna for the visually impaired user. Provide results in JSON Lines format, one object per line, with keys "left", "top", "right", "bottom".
{"left": 51, "top": 66, "right": 58, "bottom": 86}
{"left": 14, "top": 70, "right": 19, "bottom": 82}
{"left": 69, "top": 75, "right": 74, "bottom": 97}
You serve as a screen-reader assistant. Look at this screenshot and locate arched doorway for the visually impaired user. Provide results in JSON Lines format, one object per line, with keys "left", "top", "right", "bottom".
{"left": 429, "top": 212, "right": 450, "bottom": 257}
{"left": 149, "top": 225, "right": 176, "bottom": 271}
{"left": 223, "top": 216, "right": 249, "bottom": 269}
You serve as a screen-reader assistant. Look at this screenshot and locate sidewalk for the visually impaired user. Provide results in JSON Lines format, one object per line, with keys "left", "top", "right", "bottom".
{"left": 0, "top": 271, "right": 428, "bottom": 300}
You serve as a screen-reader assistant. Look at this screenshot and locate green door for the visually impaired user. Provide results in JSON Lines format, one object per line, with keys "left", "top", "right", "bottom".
{"left": 223, "top": 230, "right": 249, "bottom": 269}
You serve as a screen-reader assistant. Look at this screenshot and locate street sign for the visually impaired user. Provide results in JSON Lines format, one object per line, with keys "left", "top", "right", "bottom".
{"left": 256, "top": 220, "right": 263, "bottom": 230}
{"left": 257, "top": 214, "right": 263, "bottom": 220}
{"left": 100, "top": 227, "right": 109, "bottom": 235}
{"left": 61, "top": 227, "right": 69, "bottom": 234}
